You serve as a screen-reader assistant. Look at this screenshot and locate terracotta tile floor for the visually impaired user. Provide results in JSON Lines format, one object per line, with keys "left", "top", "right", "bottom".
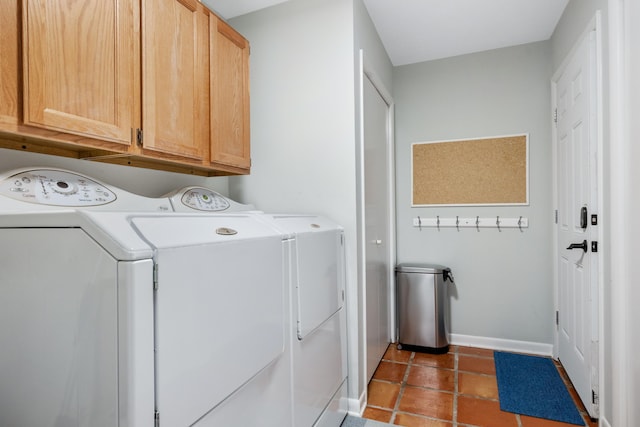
{"left": 363, "top": 344, "right": 599, "bottom": 427}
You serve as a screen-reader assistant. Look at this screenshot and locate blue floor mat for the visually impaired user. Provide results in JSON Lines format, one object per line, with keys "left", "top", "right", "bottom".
{"left": 494, "top": 351, "right": 584, "bottom": 425}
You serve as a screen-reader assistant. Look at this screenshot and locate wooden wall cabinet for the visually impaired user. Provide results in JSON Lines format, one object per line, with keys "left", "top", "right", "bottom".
{"left": 22, "top": 0, "right": 138, "bottom": 150}
{"left": 0, "top": 0, "right": 250, "bottom": 176}
{"left": 0, "top": 1, "right": 21, "bottom": 129}
{"left": 141, "top": 0, "right": 209, "bottom": 162}
{"left": 210, "top": 16, "right": 251, "bottom": 170}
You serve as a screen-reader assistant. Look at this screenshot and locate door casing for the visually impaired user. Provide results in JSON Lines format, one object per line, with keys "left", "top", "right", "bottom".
{"left": 356, "top": 49, "right": 396, "bottom": 410}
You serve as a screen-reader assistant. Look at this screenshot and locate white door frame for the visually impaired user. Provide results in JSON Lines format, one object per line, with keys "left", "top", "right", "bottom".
{"left": 355, "top": 49, "right": 396, "bottom": 412}
{"left": 551, "top": 11, "right": 604, "bottom": 417}
{"left": 608, "top": 0, "right": 640, "bottom": 424}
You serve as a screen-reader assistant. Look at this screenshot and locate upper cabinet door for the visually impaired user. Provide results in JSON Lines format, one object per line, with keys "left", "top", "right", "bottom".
{"left": 22, "top": 0, "right": 139, "bottom": 147}
{"left": 210, "top": 16, "right": 250, "bottom": 169}
{"left": 141, "top": 0, "right": 209, "bottom": 161}
{"left": 0, "top": 1, "right": 20, "bottom": 126}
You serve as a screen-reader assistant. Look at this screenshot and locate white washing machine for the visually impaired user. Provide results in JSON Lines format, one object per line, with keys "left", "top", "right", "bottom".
{"left": 166, "top": 186, "right": 294, "bottom": 427}
{"left": 169, "top": 189, "right": 349, "bottom": 427}
{"left": 0, "top": 169, "right": 287, "bottom": 427}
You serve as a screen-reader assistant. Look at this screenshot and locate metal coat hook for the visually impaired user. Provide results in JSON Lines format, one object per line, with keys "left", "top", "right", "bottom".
{"left": 437, "top": 215, "right": 440, "bottom": 231}
{"left": 496, "top": 215, "right": 501, "bottom": 232}
{"left": 456, "top": 216, "right": 460, "bottom": 231}
{"left": 518, "top": 216, "right": 523, "bottom": 232}
{"left": 476, "top": 216, "right": 480, "bottom": 232}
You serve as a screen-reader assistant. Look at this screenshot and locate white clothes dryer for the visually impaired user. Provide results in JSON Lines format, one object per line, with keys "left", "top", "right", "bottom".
{"left": 265, "top": 214, "right": 348, "bottom": 427}
{"left": 169, "top": 189, "right": 349, "bottom": 427}
{"left": 0, "top": 168, "right": 287, "bottom": 427}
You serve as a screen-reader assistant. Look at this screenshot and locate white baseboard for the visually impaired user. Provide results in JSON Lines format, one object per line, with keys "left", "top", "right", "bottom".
{"left": 450, "top": 333, "right": 553, "bottom": 357}
{"left": 599, "top": 417, "right": 610, "bottom": 427}
{"left": 346, "top": 391, "right": 366, "bottom": 417}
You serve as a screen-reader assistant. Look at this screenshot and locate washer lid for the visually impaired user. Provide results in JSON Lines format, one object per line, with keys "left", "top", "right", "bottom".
{"left": 396, "top": 263, "right": 451, "bottom": 274}
{"left": 129, "top": 214, "right": 283, "bottom": 249}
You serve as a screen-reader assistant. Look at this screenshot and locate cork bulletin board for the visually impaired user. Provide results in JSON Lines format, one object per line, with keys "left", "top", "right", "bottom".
{"left": 412, "top": 134, "right": 529, "bottom": 206}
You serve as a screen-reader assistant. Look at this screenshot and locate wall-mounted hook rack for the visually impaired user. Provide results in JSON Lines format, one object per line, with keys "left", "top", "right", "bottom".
{"left": 412, "top": 216, "right": 529, "bottom": 230}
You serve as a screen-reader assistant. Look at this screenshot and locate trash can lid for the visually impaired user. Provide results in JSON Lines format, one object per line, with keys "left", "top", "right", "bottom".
{"left": 395, "top": 263, "right": 451, "bottom": 274}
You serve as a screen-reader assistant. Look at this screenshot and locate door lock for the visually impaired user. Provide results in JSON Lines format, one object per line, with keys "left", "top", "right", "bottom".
{"left": 566, "top": 240, "right": 588, "bottom": 253}
{"left": 580, "top": 207, "right": 588, "bottom": 229}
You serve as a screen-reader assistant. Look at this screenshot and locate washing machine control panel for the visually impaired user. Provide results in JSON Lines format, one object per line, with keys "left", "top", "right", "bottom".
{"left": 180, "top": 188, "right": 230, "bottom": 211}
{"left": 0, "top": 170, "right": 117, "bottom": 206}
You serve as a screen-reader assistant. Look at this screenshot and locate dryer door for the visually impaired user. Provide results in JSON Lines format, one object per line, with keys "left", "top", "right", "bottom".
{"left": 131, "top": 216, "right": 285, "bottom": 427}
{"left": 295, "top": 229, "right": 345, "bottom": 340}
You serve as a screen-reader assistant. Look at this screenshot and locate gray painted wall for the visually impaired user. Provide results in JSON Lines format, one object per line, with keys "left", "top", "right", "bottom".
{"left": 393, "top": 41, "right": 554, "bottom": 345}
{"left": 228, "top": 0, "right": 356, "bottom": 222}
{"left": 227, "top": 0, "right": 364, "bottom": 410}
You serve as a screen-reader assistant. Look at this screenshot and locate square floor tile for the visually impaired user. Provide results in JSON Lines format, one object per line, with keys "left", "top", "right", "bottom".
{"left": 457, "top": 346, "right": 494, "bottom": 358}
{"left": 406, "top": 365, "right": 454, "bottom": 392}
{"left": 384, "top": 345, "right": 412, "bottom": 363}
{"left": 458, "top": 354, "right": 496, "bottom": 375}
{"left": 368, "top": 380, "right": 401, "bottom": 409}
{"left": 362, "top": 406, "right": 393, "bottom": 423}
{"left": 458, "top": 372, "right": 499, "bottom": 399}
{"left": 457, "top": 395, "right": 519, "bottom": 427}
{"left": 397, "top": 386, "right": 453, "bottom": 421}
{"left": 412, "top": 352, "right": 455, "bottom": 370}
{"left": 373, "top": 361, "right": 408, "bottom": 383}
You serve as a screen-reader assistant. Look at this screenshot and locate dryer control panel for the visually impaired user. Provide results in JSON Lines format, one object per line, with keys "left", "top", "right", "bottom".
{"left": 180, "top": 188, "right": 230, "bottom": 211}
{"left": 0, "top": 170, "right": 117, "bottom": 206}
{"left": 166, "top": 186, "right": 257, "bottom": 212}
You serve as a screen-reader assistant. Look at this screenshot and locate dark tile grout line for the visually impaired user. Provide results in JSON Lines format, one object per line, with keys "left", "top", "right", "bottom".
{"left": 388, "top": 350, "right": 413, "bottom": 425}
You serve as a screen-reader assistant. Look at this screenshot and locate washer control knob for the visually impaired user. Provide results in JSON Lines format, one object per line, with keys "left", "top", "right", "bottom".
{"left": 52, "top": 181, "right": 77, "bottom": 195}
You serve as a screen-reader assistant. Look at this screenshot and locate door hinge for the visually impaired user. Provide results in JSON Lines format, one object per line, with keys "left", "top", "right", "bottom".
{"left": 592, "top": 390, "right": 599, "bottom": 405}
{"left": 342, "top": 289, "right": 345, "bottom": 302}
{"left": 554, "top": 108, "right": 558, "bottom": 124}
{"left": 591, "top": 241, "right": 598, "bottom": 252}
{"left": 554, "top": 209, "right": 558, "bottom": 224}
{"left": 136, "top": 128, "right": 143, "bottom": 147}
{"left": 154, "top": 410, "right": 160, "bottom": 427}
{"left": 153, "top": 263, "right": 159, "bottom": 290}
{"left": 340, "top": 233, "right": 344, "bottom": 246}
{"left": 556, "top": 310, "right": 559, "bottom": 326}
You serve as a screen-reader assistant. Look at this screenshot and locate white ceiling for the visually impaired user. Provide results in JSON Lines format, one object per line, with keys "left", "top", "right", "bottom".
{"left": 203, "top": 0, "right": 569, "bottom": 66}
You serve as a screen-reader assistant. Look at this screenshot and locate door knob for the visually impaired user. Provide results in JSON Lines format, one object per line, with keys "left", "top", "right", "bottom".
{"left": 566, "top": 240, "right": 588, "bottom": 253}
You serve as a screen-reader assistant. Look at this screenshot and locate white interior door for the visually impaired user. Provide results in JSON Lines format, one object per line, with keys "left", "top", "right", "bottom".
{"left": 555, "top": 29, "right": 599, "bottom": 418}
{"left": 363, "top": 70, "right": 393, "bottom": 382}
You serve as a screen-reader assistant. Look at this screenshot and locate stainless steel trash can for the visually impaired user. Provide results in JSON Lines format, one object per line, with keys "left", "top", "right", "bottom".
{"left": 396, "top": 263, "right": 453, "bottom": 353}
